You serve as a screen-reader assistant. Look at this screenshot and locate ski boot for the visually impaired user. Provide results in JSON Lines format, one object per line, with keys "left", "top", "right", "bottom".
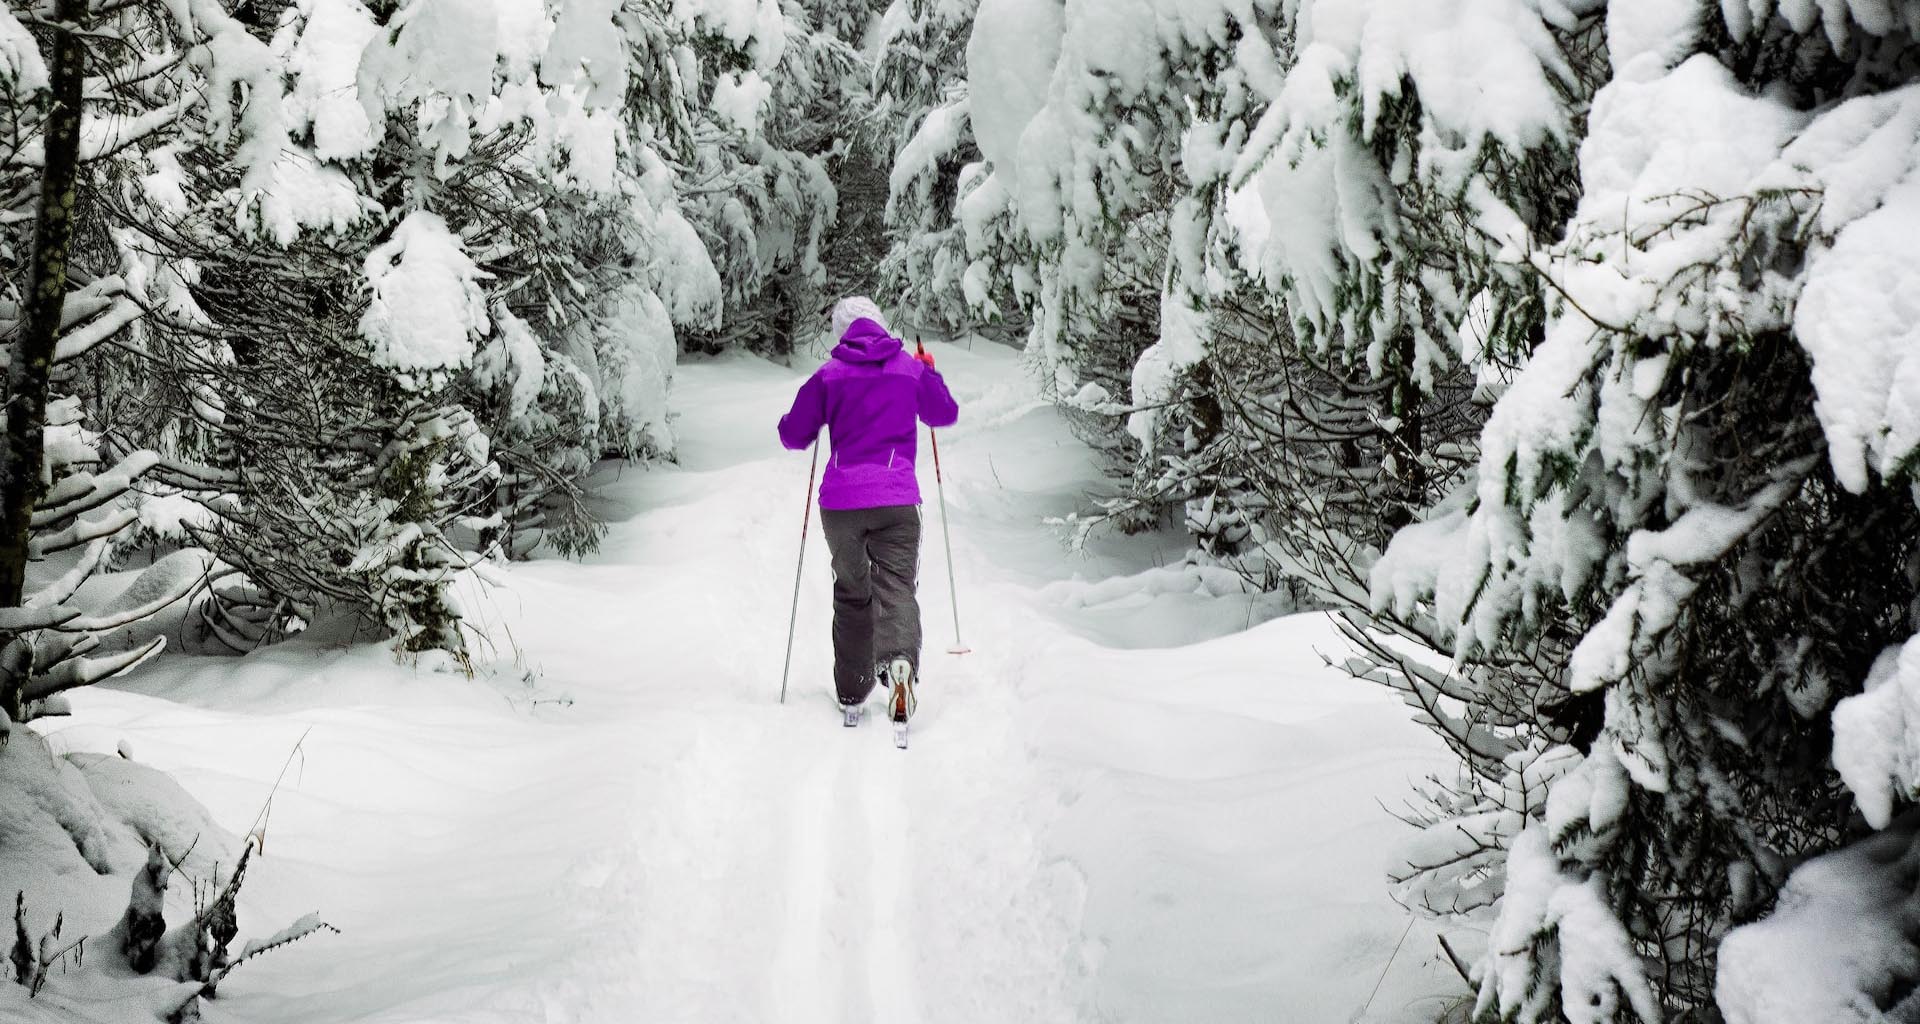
{"left": 885, "top": 656, "right": 915, "bottom": 749}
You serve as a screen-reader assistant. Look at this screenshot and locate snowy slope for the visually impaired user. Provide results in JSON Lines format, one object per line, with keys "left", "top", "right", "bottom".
{"left": 26, "top": 339, "right": 1459, "bottom": 1023}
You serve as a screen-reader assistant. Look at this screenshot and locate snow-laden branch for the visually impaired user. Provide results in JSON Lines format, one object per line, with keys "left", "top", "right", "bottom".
{"left": 22, "top": 635, "right": 164, "bottom": 701}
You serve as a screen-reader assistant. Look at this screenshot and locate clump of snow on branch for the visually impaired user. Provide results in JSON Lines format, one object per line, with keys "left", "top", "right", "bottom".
{"left": 1790, "top": 84, "right": 1920, "bottom": 494}
{"left": 277, "top": 0, "right": 382, "bottom": 160}
{"left": 671, "top": 0, "right": 787, "bottom": 70}
{"left": 1476, "top": 825, "right": 1660, "bottom": 1024}
{"left": 1224, "top": 0, "right": 1586, "bottom": 359}
{"left": 711, "top": 71, "right": 772, "bottom": 140}
{"left": 1718, "top": 813, "right": 1920, "bottom": 1023}
{"left": 359, "top": 212, "right": 492, "bottom": 380}
{"left": 963, "top": 0, "right": 1061, "bottom": 189}
{"left": 635, "top": 149, "right": 725, "bottom": 329}
{"left": 248, "top": 150, "right": 376, "bottom": 246}
{"left": 473, "top": 304, "right": 547, "bottom": 422}
{"left": 544, "top": 0, "right": 625, "bottom": 107}
{"left": 889, "top": 95, "right": 970, "bottom": 214}
{"left": 0, "top": 6, "right": 48, "bottom": 95}
{"left": 1126, "top": 292, "right": 1209, "bottom": 450}
{"left": 1832, "top": 640, "right": 1920, "bottom": 830}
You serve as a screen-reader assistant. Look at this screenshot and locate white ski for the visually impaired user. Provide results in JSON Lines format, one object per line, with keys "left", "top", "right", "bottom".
{"left": 842, "top": 704, "right": 864, "bottom": 728}
{"left": 893, "top": 720, "right": 909, "bottom": 749}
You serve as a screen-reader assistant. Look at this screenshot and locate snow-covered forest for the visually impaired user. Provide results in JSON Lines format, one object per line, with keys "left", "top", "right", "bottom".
{"left": 1, "top": 0, "right": 1918, "bottom": 1020}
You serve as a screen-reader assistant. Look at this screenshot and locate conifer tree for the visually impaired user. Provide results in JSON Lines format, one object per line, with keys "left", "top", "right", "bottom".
{"left": 1370, "top": 3, "right": 1920, "bottom": 1017}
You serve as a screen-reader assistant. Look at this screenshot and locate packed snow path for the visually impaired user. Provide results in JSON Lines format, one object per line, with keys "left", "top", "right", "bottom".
{"left": 49, "top": 340, "right": 1458, "bottom": 1023}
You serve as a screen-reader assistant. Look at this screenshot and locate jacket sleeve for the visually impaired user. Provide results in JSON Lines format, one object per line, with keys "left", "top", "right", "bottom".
{"left": 917, "top": 365, "right": 959, "bottom": 428}
{"left": 778, "top": 373, "right": 827, "bottom": 450}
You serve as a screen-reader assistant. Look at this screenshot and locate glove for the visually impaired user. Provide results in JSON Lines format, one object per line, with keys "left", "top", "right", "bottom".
{"left": 913, "top": 345, "right": 936, "bottom": 368}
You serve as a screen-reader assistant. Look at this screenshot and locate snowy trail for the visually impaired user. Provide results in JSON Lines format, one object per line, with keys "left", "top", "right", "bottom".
{"left": 769, "top": 693, "right": 927, "bottom": 1024}
{"left": 773, "top": 741, "right": 841, "bottom": 1022}
{"left": 862, "top": 755, "right": 921, "bottom": 1024}
{"left": 44, "top": 339, "right": 1459, "bottom": 1024}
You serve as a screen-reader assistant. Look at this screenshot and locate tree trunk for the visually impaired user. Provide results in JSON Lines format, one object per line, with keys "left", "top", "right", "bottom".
{"left": 1384, "top": 330, "right": 1425, "bottom": 536}
{"left": 2, "top": 0, "right": 88, "bottom": 715}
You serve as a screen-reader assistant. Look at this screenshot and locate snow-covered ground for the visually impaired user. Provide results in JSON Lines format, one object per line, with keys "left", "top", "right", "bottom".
{"left": 23, "top": 339, "right": 1460, "bottom": 1023}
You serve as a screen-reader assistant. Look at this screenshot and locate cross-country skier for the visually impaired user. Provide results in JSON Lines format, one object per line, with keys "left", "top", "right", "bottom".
{"left": 777, "top": 297, "right": 960, "bottom": 731}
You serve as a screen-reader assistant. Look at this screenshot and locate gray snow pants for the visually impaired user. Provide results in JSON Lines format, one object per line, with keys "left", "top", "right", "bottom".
{"left": 820, "top": 504, "right": 922, "bottom": 705}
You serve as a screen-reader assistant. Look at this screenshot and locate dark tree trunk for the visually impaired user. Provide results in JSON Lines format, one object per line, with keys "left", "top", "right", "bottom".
{"left": 2, "top": 0, "right": 87, "bottom": 714}
{"left": 1384, "top": 330, "right": 1426, "bottom": 535}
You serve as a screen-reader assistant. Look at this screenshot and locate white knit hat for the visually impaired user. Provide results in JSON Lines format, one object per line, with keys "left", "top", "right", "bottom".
{"left": 830, "top": 296, "right": 890, "bottom": 339}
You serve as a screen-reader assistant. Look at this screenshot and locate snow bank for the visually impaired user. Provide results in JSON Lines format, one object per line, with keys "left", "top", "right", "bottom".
{"left": 0, "top": 728, "right": 241, "bottom": 1019}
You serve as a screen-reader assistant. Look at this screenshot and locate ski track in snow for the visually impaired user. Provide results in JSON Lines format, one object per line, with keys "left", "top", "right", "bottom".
{"left": 35, "top": 340, "right": 1460, "bottom": 1024}
{"left": 734, "top": 696, "right": 926, "bottom": 1024}
{"left": 774, "top": 708, "right": 922, "bottom": 1024}
{"left": 864, "top": 755, "right": 920, "bottom": 1024}
{"left": 774, "top": 740, "right": 841, "bottom": 1022}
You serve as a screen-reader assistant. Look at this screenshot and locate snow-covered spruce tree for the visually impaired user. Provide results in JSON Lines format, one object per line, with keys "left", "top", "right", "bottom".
{"left": 672, "top": 0, "right": 863, "bottom": 355}
{"left": 929, "top": 0, "right": 1301, "bottom": 524}
{"left": 474, "top": 9, "right": 724, "bottom": 552}
{"left": 1189, "top": 0, "right": 1603, "bottom": 576}
{"left": 925, "top": 0, "right": 1614, "bottom": 992}
{"left": 942, "top": 0, "right": 1601, "bottom": 569}
{"left": 872, "top": 0, "right": 1025, "bottom": 339}
{"left": 0, "top": 0, "right": 304, "bottom": 714}
{"left": 802, "top": 0, "right": 879, "bottom": 44}
{"left": 69, "top": 0, "right": 732, "bottom": 653}
{"left": 1170, "top": 1, "right": 1617, "bottom": 960}
{"left": 91, "top": 0, "right": 607, "bottom": 653}
{"left": 794, "top": 0, "right": 893, "bottom": 311}
{"left": 1370, "top": 3, "right": 1920, "bottom": 1019}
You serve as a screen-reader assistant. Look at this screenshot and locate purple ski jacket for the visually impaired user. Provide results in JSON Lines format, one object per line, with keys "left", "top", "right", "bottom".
{"left": 778, "top": 319, "right": 960, "bottom": 510}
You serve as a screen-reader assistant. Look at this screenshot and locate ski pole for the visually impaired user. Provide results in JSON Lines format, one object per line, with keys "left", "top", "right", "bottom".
{"left": 918, "top": 340, "right": 969, "bottom": 655}
{"left": 779, "top": 441, "right": 820, "bottom": 703}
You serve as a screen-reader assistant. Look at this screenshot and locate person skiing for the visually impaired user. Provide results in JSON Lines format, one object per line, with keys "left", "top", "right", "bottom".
{"left": 777, "top": 297, "right": 959, "bottom": 732}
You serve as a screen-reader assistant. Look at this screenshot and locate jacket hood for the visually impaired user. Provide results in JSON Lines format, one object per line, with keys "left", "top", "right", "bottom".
{"left": 832, "top": 318, "right": 903, "bottom": 363}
